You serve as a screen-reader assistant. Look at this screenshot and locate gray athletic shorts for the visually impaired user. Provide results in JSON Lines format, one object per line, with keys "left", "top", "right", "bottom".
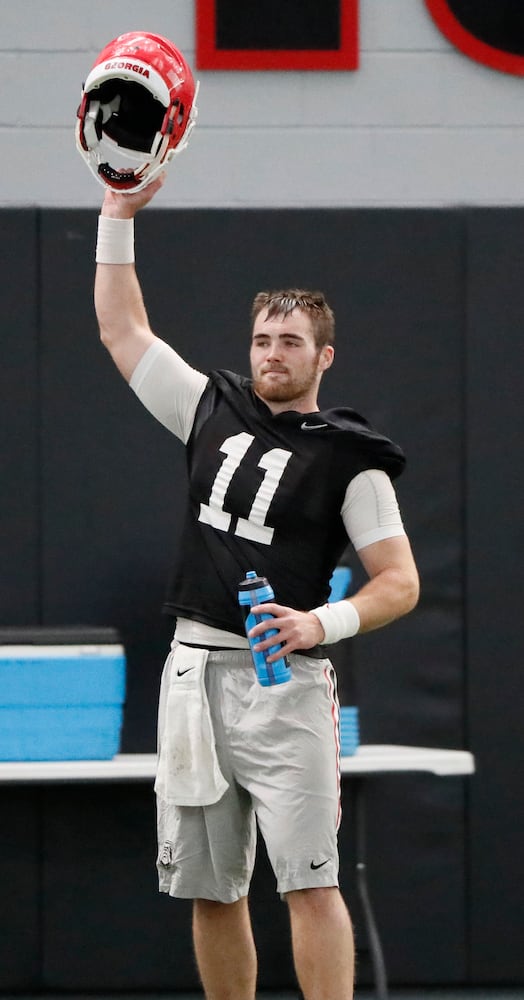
{"left": 156, "top": 646, "right": 341, "bottom": 903}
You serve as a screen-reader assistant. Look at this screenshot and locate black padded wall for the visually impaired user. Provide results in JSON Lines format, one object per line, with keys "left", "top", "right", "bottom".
{"left": 0, "top": 211, "right": 40, "bottom": 625}
{"left": 0, "top": 213, "right": 41, "bottom": 989}
{"left": 466, "top": 209, "right": 524, "bottom": 982}
{"left": 2, "top": 205, "right": 522, "bottom": 989}
{"left": 0, "top": 789, "right": 41, "bottom": 988}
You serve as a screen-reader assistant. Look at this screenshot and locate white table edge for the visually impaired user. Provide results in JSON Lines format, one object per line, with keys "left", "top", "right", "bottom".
{"left": 341, "top": 744, "right": 475, "bottom": 775}
{"left": 0, "top": 745, "right": 475, "bottom": 782}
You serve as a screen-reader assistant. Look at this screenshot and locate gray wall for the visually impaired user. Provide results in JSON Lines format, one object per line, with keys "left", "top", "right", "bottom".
{"left": 2, "top": 0, "right": 524, "bottom": 208}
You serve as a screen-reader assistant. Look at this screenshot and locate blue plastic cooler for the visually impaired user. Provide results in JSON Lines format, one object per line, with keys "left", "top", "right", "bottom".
{"left": 0, "top": 627, "right": 126, "bottom": 761}
{"left": 339, "top": 705, "right": 360, "bottom": 756}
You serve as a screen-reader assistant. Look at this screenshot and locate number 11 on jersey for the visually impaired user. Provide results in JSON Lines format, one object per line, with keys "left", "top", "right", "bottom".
{"left": 199, "top": 432, "right": 292, "bottom": 544}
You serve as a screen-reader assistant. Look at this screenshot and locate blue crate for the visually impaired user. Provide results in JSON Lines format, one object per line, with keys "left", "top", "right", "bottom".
{"left": 339, "top": 705, "right": 360, "bottom": 756}
{"left": 0, "top": 630, "right": 126, "bottom": 761}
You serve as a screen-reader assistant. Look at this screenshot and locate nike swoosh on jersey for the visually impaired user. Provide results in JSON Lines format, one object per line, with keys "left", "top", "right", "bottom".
{"left": 177, "top": 667, "right": 195, "bottom": 676}
{"left": 301, "top": 421, "right": 329, "bottom": 430}
{"left": 310, "top": 858, "right": 330, "bottom": 869}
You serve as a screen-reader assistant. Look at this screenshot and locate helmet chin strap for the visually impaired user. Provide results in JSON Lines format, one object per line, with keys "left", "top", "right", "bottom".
{"left": 98, "top": 163, "right": 142, "bottom": 189}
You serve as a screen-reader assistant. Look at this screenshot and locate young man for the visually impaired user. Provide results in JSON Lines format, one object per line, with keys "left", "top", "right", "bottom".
{"left": 94, "top": 174, "right": 419, "bottom": 1000}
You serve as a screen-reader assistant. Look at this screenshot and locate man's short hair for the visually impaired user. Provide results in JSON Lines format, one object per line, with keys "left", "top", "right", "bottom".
{"left": 251, "top": 289, "right": 335, "bottom": 350}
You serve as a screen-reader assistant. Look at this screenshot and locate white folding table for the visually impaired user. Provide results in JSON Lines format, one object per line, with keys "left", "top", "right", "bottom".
{"left": 0, "top": 745, "right": 475, "bottom": 999}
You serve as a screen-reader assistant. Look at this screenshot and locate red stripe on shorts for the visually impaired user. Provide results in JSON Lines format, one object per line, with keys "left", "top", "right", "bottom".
{"left": 323, "top": 663, "right": 342, "bottom": 831}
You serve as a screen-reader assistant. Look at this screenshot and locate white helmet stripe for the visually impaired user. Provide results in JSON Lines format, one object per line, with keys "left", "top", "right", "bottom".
{"left": 84, "top": 58, "right": 170, "bottom": 106}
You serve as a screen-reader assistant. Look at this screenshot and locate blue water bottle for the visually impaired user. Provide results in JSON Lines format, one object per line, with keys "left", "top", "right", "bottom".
{"left": 238, "top": 571, "right": 293, "bottom": 686}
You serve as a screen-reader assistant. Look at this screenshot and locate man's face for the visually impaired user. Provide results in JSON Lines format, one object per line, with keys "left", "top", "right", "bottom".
{"left": 250, "top": 307, "right": 332, "bottom": 410}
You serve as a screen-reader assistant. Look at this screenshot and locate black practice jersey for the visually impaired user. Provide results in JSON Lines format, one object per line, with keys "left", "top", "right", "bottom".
{"left": 164, "top": 370, "right": 405, "bottom": 636}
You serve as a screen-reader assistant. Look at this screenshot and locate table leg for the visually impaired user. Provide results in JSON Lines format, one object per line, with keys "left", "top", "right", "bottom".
{"left": 354, "top": 778, "right": 389, "bottom": 1000}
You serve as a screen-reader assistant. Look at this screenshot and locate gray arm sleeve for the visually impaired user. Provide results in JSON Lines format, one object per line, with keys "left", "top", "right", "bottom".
{"left": 130, "top": 339, "right": 209, "bottom": 443}
{"left": 341, "top": 469, "right": 406, "bottom": 551}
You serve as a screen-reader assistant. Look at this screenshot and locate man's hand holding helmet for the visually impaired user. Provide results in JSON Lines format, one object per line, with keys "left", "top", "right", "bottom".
{"left": 101, "top": 173, "right": 166, "bottom": 220}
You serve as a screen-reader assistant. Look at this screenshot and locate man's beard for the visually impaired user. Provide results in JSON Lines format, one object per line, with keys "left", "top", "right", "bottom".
{"left": 252, "top": 365, "right": 319, "bottom": 404}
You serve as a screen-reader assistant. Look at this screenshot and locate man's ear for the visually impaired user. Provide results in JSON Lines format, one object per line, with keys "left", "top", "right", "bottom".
{"left": 319, "top": 345, "right": 334, "bottom": 372}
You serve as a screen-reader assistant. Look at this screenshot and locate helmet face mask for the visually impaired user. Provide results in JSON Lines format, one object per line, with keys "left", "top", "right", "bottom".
{"left": 76, "top": 32, "right": 198, "bottom": 193}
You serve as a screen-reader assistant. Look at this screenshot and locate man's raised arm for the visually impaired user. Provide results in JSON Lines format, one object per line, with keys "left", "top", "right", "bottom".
{"left": 94, "top": 174, "right": 165, "bottom": 383}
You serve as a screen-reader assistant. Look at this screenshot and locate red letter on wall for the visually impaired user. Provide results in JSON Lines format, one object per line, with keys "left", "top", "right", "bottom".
{"left": 196, "top": 0, "right": 359, "bottom": 70}
{"left": 425, "top": 0, "right": 524, "bottom": 75}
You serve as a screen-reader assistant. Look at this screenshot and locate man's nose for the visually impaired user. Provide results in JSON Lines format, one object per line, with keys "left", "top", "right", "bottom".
{"left": 266, "top": 340, "right": 281, "bottom": 359}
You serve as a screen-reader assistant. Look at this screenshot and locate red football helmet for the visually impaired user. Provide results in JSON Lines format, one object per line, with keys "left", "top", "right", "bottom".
{"left": 76, "top": 32, "right": 199, "bottom": 193}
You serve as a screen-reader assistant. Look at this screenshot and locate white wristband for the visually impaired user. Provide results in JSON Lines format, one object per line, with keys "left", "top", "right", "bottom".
{"left": 310, "top": 600, "right": 360, "bottom": 644}
{"left": 96, "top": 216, "right": 135, "bottom": 264}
